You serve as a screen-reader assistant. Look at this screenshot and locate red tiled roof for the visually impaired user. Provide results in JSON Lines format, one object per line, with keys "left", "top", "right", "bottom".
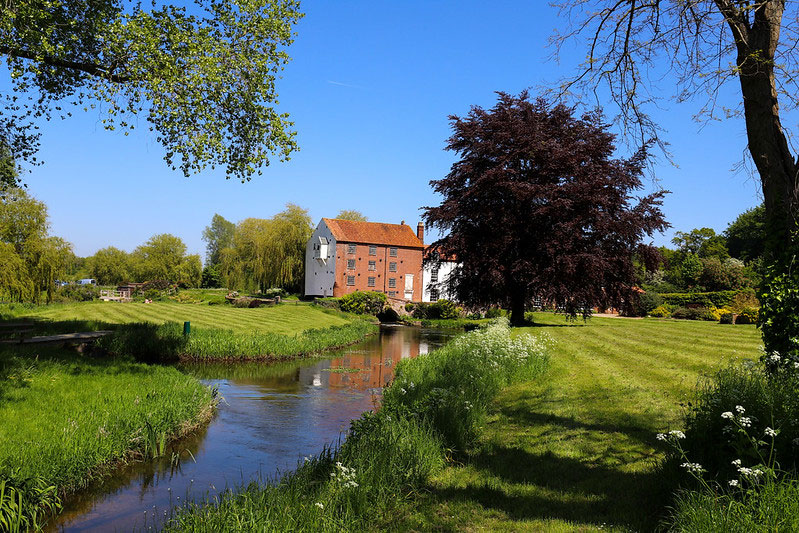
{"left": 425, "top": 245, "right": 458, "bottom": 262}
{"left": 322, "top": 218, "right": 425, "bottom": 249}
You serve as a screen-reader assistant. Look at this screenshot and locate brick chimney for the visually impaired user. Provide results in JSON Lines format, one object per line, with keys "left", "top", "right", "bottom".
{"left": 417, "top": 222, "right": 424, "bottom": 244}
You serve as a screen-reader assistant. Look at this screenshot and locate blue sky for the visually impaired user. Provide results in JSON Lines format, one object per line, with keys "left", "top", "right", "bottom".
{"left": 11, "top": 1, "right": 764, "bottom": 259}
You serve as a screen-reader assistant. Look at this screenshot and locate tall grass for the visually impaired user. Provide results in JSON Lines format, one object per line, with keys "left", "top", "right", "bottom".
{"left": 668, "top": 475, "right": 799, "bottom": 532}
{"left": 163, "top": 319, "right": 550, "bottom": 531}
{"left": 96, "top": 319, "right": 377, "bottom": 361}
{"left": 0, "top": 345, "right": 215, "bottom": 529}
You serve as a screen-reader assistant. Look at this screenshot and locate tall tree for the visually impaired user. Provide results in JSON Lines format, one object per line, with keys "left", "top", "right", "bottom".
{"left": 424, "top": 92, "right": 668, "bottom": 326}
{"left": 132, "top": 233, "right": 200, "bottom": 286}
{"left": 0, "top": 187, "right": 72, "bottom": 302}
{"left": 202, "top": 214, "right": 236, "bottom": 266}
{"left": 221, "top": 204, "right": 311, "bottom": 293}
{"left": 725, "top": 203, "right": 766, "bottom": 262}
{"left": 336, "top": 210, "right": 368, "bottom": 222}
{"left": 1, "top": 0, "right": 302, "bottom": 180}
{"left": 90, "top": 246, "right": 131, "bottom": 285}
{"left": 554, "top": 1, "right": 799, "bottom": 359}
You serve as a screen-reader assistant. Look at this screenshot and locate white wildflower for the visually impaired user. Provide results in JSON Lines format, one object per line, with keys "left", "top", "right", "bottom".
{"left": 739, "top": 417, "right": 752, "bottom": 428}
{"left": 681, "top": 462, "right": 703, "bottom": 473}
{"left": 315, "top": 502, "right": 324, "bottom": 510}
{"left": 738, "top": 467, "right": 753, "bottom": 475}
{"left": 794, "top": 362, "right": 799, "bottom": 370}
{"left": 752, "top": 468, "right": 763, "bottom": 477}
{"left": 731, "top": 459, "right": 742, "bottom": 467}
{"left": 721, "top": 411, "right": 734, "bottom": 419}
{"left": 669, "top": 430, "right": 686, "bottom": 439}
{"left": 793, "top": 438, "right": 799, "bottom": 446}
{"left": 735, "top": 405, "right": 746, "bottom": 414}
{"left": 769, "top": 354, "right": 781, "bottom": 363}
{"left": 728, "top": 479, "right": 739, "bottom": 487}
{"left": 656, "top": 433, "right": 667, "bottom": 441}
{"left": 765, "top": 427, "right": 778, "bottom": 438}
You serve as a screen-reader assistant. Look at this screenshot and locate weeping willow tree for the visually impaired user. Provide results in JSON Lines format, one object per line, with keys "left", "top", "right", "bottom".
{"left": 221, "top": 204, "right": 311, "bottom": 293}
{"left": 0, "top": 187, "right": 74, "bottom": 302}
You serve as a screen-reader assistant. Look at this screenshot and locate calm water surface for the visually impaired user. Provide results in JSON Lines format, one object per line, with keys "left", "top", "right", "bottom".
{"left": 49, "top": 325, "right": 454, "bottom": 532}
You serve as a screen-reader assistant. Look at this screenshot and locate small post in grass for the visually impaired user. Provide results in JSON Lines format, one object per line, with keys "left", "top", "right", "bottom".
{"left": 183, "top": 321, "right": 191, "bottom": 336}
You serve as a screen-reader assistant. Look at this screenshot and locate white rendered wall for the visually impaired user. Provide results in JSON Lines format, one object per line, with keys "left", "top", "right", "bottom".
{"left": 304, "top": 220, "right": 337, "bottom": 297}
{"left": 422, "top": 260, "right": 458, "bottom": 302}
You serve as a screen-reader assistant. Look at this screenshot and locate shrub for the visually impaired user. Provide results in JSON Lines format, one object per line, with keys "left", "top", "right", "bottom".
{"left": 339, "top": 291, "right": 388, "bottom": 315}
{"left": 730, "top": 288, "right": 759, "bottom": 313}
{"left": 719, "top": 311, "right": 734, "bottom": 324}
{"left": 672, "top": 364, "right": 799, "bottom": 483}
{"left": 411, "top": 302, "right": 430, "bottom": 319}
{"left": 660, "top": 291, "right": 740, "bottom": 308}
{"left": 484, "top": 307, "right": 503, "bottom": 319}
{"left": 671, "top": 306, "right": 719, "bottom": 321}
{"left": 649, "top": 305, "right": 671, "bottom": 318}
{"left": 637, "top": 291, "right": 664, "bottom": 315}
{"left": 53, "top": 284, "right": 99, "bottom": 302}
{"left": 404, "top": 302, "right": 415, "bottom": 313}
{"left": 427, "top": 299, "right": 460, "bottom": 319}
{"left": 737, "top": 307, "right": 759, "bottom": 324}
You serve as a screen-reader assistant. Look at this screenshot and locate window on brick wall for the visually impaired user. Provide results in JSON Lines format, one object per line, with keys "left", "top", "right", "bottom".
{"left": 388, "top": 290, "right": 397, "bottom": 297}
{"left": 347, "top": 259, "right": 356, "bottom": 270}
{"left": 368, "top": 260, "right": 376, "bottom": 271}
{"left": 389, "top": 247, "right": 397, "bottom": 257}
{"left": 369, "top": 245, "right": 377, "bottom": 255}
{"left": 388, "top": 278, "right": 396, "bottom": 288}
{"left": 389, "top": 262, "right": 397, "bottom": 272}
{"left": 347, "top": 275, "right": 355, "bottom": 286}
{"left": 367, "top": 277, "right": 375, "bottom": 287}
{"left": 347, "top": 244, "right": 356, "bottom": 254}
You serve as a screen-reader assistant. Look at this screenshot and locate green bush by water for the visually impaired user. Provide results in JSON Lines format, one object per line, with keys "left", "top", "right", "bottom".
{"left": 163, "top": 319, "right": 550, "bottom": 531}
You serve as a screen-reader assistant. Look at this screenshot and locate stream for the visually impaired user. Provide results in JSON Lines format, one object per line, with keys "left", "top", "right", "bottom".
{"left": 48, "top": 325, "right": 454, "bottom": 532}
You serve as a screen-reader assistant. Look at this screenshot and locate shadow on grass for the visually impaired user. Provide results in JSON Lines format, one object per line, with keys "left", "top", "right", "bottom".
{"left": 419, "top": 393, "right": 677, "bottom": 531}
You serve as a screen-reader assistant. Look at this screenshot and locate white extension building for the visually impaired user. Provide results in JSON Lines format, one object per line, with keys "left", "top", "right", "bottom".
{"left": 422, "top": 248, "right": 459, "bottom": 303}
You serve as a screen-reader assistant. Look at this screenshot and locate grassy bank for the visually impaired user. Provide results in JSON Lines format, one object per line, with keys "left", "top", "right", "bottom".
{"left": 3, "top": 301, "right": 378, "bottom": 361}
{"left": 8, "top": 300, "right": 352, "bottom": 335}
{"left": 97, "top": 319, "right": 377, "bottom": 361}
{"left": 397, "top": 313, "right": 763, "bottom": 531}
{"left": 162, "top": 319, "right": 551, "bottom": 531}
{"left": 0, "top": 345, "right": 216, "bottom": 531}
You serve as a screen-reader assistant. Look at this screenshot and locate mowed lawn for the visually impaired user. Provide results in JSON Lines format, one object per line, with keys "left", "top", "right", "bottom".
{"left": 18, "top": 301, "right": 352, "bottom": 335}
{"left": 400, "top": 314, "right": 763, "bottom": 532}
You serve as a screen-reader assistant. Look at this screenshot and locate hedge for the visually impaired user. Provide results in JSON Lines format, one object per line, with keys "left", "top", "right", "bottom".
{"left": 659, "top": 291, "right": 740, "bottom": 308}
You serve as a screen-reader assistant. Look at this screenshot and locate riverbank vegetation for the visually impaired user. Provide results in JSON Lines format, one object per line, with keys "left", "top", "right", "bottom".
{"left": 162, "top": 319, "right": 550, "bottom": 531}
{"left": 0, "top": 344, "right": 215, "bottom": 531}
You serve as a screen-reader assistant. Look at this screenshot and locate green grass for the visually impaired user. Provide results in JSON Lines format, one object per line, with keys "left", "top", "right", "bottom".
{"left": 395, "top": 314, "right": 763, "bottom": 532}
{"left": 0, "top": 344, "right": 215, "bottom": 530}
{"left": 13, "top": 300, "right": 351, "bottom": 335}
{"left": 96, "top": 319, "right": 377, "bottom": 361}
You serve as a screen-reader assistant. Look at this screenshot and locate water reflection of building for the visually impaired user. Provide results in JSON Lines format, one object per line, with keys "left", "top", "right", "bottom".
{"left": 327, "top": 327, "right": 421, "bottom": 391}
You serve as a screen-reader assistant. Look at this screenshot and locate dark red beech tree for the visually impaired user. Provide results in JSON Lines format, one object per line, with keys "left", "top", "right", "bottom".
{"left": 423, "top": 92, "right": 669, "bottom": 326}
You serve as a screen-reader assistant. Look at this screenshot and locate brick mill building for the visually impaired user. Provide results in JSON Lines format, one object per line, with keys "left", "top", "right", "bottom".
{"left": 305, "top": 218, "right": 425, "bottom": 300}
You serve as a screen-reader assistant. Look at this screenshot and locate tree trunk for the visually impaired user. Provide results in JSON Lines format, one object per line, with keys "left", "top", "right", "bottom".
{"left": 727, "top": 1, "right": 798, "bottom": 255}
{"left": 510, "top": 286, "right": 527, "bottom": 327}
{"left": 722, "top": 1, "right": 799, "bottom": 359}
